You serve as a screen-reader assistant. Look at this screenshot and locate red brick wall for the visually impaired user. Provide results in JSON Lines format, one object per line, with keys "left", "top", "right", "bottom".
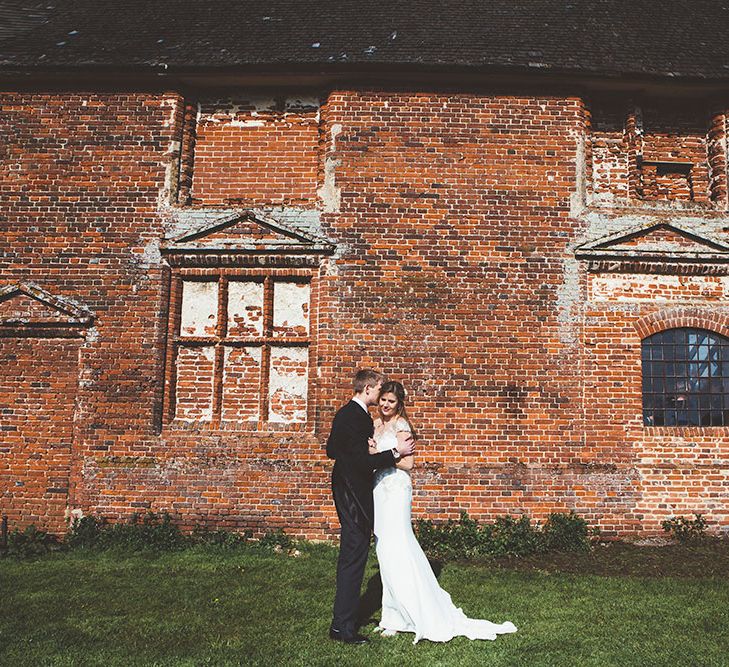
{"left": 316, "top": 91, "right": 603, "bottom": 530}
{"left": 0, "top": 338, "right": 80, "bottom": 533}
{"left": 2, "top": 88, "right": 729, "bottom": 540}
{"left": 583, "top": 300, "right": 729, "bottom": 534}
{"left": 0, "top": 91, "right": 180, "bottom": 532}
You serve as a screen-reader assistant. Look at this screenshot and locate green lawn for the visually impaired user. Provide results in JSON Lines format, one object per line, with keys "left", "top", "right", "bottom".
{"left": 1, "top": 543, "right": 728, "bottom": 666}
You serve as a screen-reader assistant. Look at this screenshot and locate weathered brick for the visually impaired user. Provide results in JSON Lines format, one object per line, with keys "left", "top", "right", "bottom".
{"left": 1, "top": 89, "right": 729, "bottom": 541}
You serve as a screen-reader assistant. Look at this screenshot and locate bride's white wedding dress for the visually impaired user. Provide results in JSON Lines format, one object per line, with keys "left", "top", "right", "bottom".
{"left": 373, "top": 418, "right": 518, "bottom": 644}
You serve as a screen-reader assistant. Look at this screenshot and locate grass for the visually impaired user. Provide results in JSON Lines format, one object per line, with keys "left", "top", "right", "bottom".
{"left": 1, "top": 541, "right": 729, "bottom": 666}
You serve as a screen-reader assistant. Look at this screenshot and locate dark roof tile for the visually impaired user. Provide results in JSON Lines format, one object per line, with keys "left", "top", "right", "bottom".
{"left": 0, "top": 0, "right": 727, "bottom": 80}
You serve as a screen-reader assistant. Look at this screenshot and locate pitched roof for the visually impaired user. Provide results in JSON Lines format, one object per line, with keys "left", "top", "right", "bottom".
{"left": 1, "top": 0, "right": 728, "bottom": 81}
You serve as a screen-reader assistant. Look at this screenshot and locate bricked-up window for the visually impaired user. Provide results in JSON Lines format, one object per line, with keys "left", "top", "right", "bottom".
{"left": 173, "top": 276, "right": 310, "bottom": 424}
{"left": 642, "top": 328, "right": 729, "bottom": 427}
{"left": 589, "top": 99, "right": 726, "bottom": 206}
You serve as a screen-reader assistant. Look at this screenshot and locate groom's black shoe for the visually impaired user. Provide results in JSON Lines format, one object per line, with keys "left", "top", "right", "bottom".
{"left": 329, "top": 627, "right": 369, "bottom": 645}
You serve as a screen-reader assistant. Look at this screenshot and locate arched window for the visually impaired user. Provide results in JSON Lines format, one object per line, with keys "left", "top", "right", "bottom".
{"left": 642, "top": 328, "right": 729, "bottom": 426}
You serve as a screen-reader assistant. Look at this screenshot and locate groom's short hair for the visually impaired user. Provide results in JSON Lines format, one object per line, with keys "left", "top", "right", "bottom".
{"left": 353, "top": 369, "right": 385, "bottom": 393}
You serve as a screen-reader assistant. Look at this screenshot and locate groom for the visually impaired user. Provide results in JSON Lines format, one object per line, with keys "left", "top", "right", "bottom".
{"left": 326, "top": 369, "right": 415, "bottom": 644}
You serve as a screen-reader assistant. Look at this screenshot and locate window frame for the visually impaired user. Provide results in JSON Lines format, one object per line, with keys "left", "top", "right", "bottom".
{"left": 162, "top": 266, "right": 316, "bottom": 431}
{"left": 641, "top": 326, "right": 729, "bottom": 428}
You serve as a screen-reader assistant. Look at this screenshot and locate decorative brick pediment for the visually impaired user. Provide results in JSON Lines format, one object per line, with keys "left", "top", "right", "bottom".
{"left": 161, "top": 209, "right": 335, "bottom": 267}
{"left": 0, "top": 282, "right": 93, "bottom": 332}
{"left": 575, "top": 221, "right": 729, "bottom": 274}
{"left": 577, "top": 222, "right": 729, "bottom": 259}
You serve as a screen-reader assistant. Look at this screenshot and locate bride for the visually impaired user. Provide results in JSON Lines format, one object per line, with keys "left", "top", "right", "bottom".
{"left": 369, "top": 380, "right": 518, "bottom": 644}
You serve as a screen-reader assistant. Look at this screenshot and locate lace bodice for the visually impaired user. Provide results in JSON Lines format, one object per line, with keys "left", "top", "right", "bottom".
{"left": 373, "top": 417, "right": 411, "bottom": 487}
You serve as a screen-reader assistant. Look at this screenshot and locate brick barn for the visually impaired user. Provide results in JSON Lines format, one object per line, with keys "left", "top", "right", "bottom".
{"left": 2, "top": 1, "right": 729, "bottom": 539}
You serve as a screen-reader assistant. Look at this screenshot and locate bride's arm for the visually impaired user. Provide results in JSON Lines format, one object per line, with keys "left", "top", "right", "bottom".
{"left": 395, "top": 428, "right": 414, "bottom": 471}
{"left": 396, "top": 454, "right": 414, "bottom": 471}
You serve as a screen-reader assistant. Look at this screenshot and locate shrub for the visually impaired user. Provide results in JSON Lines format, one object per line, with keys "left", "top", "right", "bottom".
{"left": 3, "top": 525, "right": 61, "bottom": 558}
{"left": 67, "top": 512, "right": 188, "bottom": 552}
{"left": 415, "top": 512, "right": 544, "bottom": 560}
{"left": 66, "top": 515, "right": 107, "bottom": 548}
{"left": 661, "top": 514, "right": 708, "bottom": 543}
{"left": 56, "top": 510, "right": 592, "bottom": 560}
{"left": 542, "top": 511, "right": 591, "bottom": 552}
{"left": 258, "top": 528, "right": 294, "bottom": 551}
{"left": 415, "top": 512, "right": 486, "bottom": 561}
{"left": 490, "top": 515, "right": 544, "bottom": 557}
{"left": 67, "top": 513, "right": 298, "bottom": 553}
{"left": 415, "top": 511, "right": 596, "bottom": 561}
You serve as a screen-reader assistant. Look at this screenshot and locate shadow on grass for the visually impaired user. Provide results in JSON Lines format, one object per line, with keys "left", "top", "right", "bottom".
{"left": 357, "top": 558, "right": 444, "bottom": 627}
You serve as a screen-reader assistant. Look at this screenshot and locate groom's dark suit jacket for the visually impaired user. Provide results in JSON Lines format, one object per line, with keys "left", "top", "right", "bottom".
{"left": 327, "top": 400, "right": 396, "bottom": 531}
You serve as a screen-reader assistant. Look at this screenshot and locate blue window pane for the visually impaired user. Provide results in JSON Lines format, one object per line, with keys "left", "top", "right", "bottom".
{"left": 642, "top": 327, "right": 729, "bottom": 428}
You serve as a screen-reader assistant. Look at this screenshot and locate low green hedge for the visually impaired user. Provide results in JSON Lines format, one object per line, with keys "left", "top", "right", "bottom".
{"left": 415, "top": 511, "right": 593, "bottom": 560}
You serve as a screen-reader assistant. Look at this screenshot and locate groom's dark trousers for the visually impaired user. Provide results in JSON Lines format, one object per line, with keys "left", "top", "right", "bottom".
{"left": 327, "top": 400, "right": 395, "bottom": 638}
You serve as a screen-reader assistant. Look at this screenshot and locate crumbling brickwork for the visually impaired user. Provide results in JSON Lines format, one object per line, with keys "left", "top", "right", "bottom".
{"left": 587, "top": 97, "right": 729, "bottom": 209}
{"left": 2, "top": 87, "right": 729, "bottom": 540}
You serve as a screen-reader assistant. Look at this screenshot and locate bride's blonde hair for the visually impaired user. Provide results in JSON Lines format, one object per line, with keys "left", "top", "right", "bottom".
{"left": 379, "top": 381, "right": 417, "bottom": 439}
